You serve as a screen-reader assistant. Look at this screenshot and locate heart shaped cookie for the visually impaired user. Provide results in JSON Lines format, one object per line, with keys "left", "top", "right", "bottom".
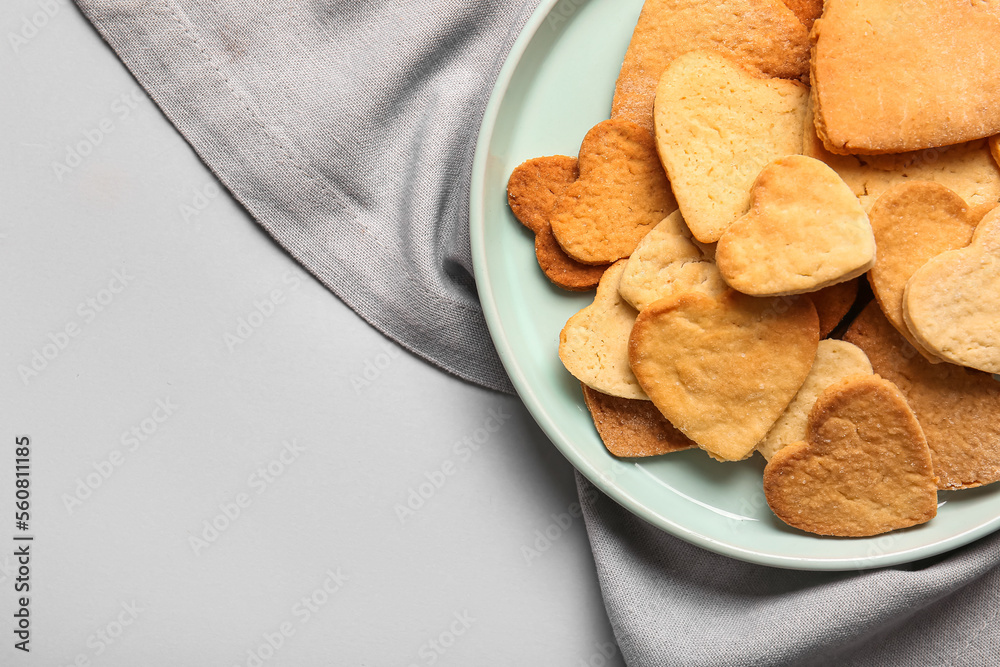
{"left": 629, "top": 290, "right": 818, "bottom": 461}
{"left": 617, "top": 211, "right": 726, "bottom": 312}
{"left": 716, "top": 156, "right": 876, "bottom": 296}
{"left": 653, "top": 50, "right": 809, "bottom": 243}
{"left": 506, "top": 156, "right": 608, "bottom": 291}
{"left": 868, "top": 181, "right": 979, "bottom": 364}
{"left": 764, "top": 375, "right": 938, "bottom": 537}
{"left": 559, "top": 261, "right": 647, "bottom": 400}
{"left": 803, "top": 100, "right": 1000, "bottom": 221}
{"left": 845, "top": 302, "right": 1000, "bottom": 490}
{"left": 757, "top": 340, "right": 873, "bottom": 461}
{"left": 904, "top": 207, "right": 1000, "bottom": 373}
{"left": 611, "top": 0, "right": 809, "bottom": 134}
{"left": 812, "top": 0, "right": 1000, "bottom": 154}
{"left": 550, "top": 119, "right": 676, "bottom": 265}
{"left": 581, "top": 385, "right": 694, "bottom": 458}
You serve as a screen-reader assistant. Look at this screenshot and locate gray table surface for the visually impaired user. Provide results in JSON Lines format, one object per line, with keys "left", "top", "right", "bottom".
{"left": 0, "top": 2, "right": 625, "bottom": 664}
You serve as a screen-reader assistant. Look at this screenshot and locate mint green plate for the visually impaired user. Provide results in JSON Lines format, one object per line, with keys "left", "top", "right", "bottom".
{"left": 470, "top": 0, "right": 1000, "bottom": 570}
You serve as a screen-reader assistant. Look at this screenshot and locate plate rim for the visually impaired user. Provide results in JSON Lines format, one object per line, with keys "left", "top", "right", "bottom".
{"left": 469, "top": 0, "right": 1000, "bottom": 570}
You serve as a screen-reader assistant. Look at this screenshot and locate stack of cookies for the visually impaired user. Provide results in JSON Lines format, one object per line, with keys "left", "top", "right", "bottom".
{"left": 506, "top": 0, "right": 1000, "bottom": 537}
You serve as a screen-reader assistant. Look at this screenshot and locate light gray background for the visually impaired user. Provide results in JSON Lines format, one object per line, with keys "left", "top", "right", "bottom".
{"left": 0, "top": 1, "right": 625, "bottom": 664}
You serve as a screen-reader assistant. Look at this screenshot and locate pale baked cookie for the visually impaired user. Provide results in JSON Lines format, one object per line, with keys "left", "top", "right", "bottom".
{"left": 757, "top": 340, "right": 873, "bottom": 461}
{"left": 611, "top": 0, "right": 809, "bottom": 134}
{"left": 844, "top": 302, "right": 1000, "bottom": 490}
{"left": 507, "top": 156, "right": 609, "bottom": 291}
{"left": 780, "top": 0, "right": 824, "bottom": 30}
{"left": 812, "top": 279, "right": 858, "bottom": 338}
{"left": 904, "top": 207, "right": 1000, "bottom": 374}
{"left": 654, "top": 51, "right": 809, "bottom": 243}
{"left": 581, "top": 384, "right": 694, "bottom": 458}
{"left": 550, "top": 119, "right": 676, "bottom": 265}
{"left": 867, "top": 182, "right": 978, "bottom": 363}
{"left": 628, "top": 290, "right": 818, "bottom": 461}
{"left": 716, "top": 156, "right": 875, "bottom": 296}
{"left": 763, "top": 375, "right": 938, "bottom": 537}
{"left": 803, "top": 101, "right": 1000, "bottom": 220}
{"left": 812, "top": 0, "right": 1000, "bottom": 154}
{"left": 559, "top": 261, "right": 648, "bottom": 400}
{"left": 617, "top": 211, "right": 726, "bottom": 311}
{"left": 850, "top": 141, "right": 1000, "bottom": 221}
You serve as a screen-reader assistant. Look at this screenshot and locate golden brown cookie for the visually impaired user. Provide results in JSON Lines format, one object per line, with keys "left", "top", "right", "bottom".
{"left": 507, "top": 156, "right": 608, "bottom": 290}
{"left": 617, "top": 211, "right": 726, "bottom": 311}
{"left": 611, "top": 0, "right": 809, "bottom": 133}
{"left": 812, "top": 0, "right": 1000, "bottom": 154}
{"left": 550, "top": 119, "right": 676, "bottom": 265}
{"left": 844, "top": 302, "right": 1000, "bottom": 490}
{"left": 716, "top": 156, "right": 875, "bottom": 296}
{"left": 582, "top": 384, "right": 694, "bottom": 458}
{"left": 992, "top": 135, "right": 999, "bottom": 168}
{"left": 629, "top": 290, "right": 819, "bottom": 461}
{"left": 811, "top": 279, "right": 858, "bottom": 338}
{"left": 763, "top": 374, "right": 938, "bottom": 537}
{"left": 559, "top": 261, "right": 648, "bottom": 400}
{"left": 904, "top": 207, "right": 1000, "bottom": 373}
{"left": 867, "top": 182, "right": 979, "bottom": 364}
{"left": 757, "top": 340, "right": 873, "bottom": 461}
{"left": 781, "top": 0, "right": 824, "bottom": 30}
{"left": 654, "top": 51, "right": 809, "bottom": 243}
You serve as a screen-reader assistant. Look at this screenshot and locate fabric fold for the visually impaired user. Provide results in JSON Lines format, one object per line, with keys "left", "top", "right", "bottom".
{"left": 73, "top": 0, "right": 533, "bottom": 393}
{"left": 578, "top": 472, "right": 1000, "bottom": 667}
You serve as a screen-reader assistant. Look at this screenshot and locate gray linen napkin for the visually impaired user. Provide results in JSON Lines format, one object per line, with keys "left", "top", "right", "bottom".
{"left": 73, "top": 1, "right": 1000, "bottom": 664}
{"left": 75, "top": 0, "right": 524, "bottom": 394}
{"left": 578, "top": 473, "right": 1000, "bottom": 666}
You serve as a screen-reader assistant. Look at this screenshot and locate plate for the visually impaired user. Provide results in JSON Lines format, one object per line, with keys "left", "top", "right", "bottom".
{"left": 469, "top": 0, "right": 1000, "bottom": 570}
